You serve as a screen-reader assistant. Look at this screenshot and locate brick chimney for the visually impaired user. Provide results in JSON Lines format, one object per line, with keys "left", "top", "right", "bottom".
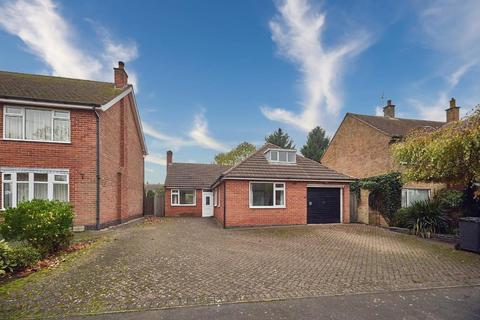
{"left": 383, "top": 99, "right": 395, "bottom": 118}
{"left": 446, "top": 98, "right": 460, "bottom": 123}
{"left": 114, "top": 61, "right": 128, "bottom": 88}
{"left": 166, "top": 150, "right": 173, "bottom": 166}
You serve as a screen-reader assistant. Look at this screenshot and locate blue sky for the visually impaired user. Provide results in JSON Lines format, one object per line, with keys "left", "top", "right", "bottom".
{"left": 1, "top": 0, "right": 479, "bottom": 183}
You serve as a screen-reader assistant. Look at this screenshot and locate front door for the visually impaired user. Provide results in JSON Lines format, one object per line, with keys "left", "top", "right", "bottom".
{"left": 202, "top": 191, "right": 214, "bottom": 217}
{"left": 307, "top": 187, "right": 341, "bottom": 224}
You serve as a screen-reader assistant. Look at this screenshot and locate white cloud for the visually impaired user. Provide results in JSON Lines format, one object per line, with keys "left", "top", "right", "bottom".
{"left": 189, "top": 112, "right": 228, "bottom": 152}
{"left": 409, "top": 0, "right": 480, "bottom": 119}
{"left": 142, "top": 122, "right": 189, "bottom": 148}
{"left": 143, "top": 111, "right": 228, "bottom": 153}
{"left": 145, "top": 153, "right": 166, "bottom": 166}
{"left": 261, "top": 0, "right": 371, "bottom": 132}
{"left": 0, "top": 0, "right": 138, "bottom": 85}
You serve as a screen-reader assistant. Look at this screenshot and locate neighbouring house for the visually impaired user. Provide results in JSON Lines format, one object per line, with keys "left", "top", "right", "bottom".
{"left": 321, "top": 98, "right": 460, "bottom": 222}
{"left": 164, "top": 144, "right": 354, "bottom": 227}
{"left": 0, "top": 62, "right": 147, "bottom": 229}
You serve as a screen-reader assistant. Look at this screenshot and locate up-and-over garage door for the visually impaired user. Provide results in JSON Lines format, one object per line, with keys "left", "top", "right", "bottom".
{"left": 307, "top": 187, "right": 341, "bottom": 224}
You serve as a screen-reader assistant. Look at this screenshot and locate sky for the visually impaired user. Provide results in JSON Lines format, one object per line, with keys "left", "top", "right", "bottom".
{"left": 0, "top": 0, "right": 479, "bottom": 183}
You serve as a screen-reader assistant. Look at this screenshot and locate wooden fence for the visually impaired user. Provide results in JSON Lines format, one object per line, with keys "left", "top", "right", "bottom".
{"left": 144, "top": 193, "right": 165, "bottom": 217}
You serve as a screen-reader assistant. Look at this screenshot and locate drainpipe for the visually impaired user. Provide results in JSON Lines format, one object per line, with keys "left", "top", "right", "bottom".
{"left": 94, "top": 107, "right": 101, "bottom": 230}
{"left": 223, "top": 181, "right": 226, "bottom": 228}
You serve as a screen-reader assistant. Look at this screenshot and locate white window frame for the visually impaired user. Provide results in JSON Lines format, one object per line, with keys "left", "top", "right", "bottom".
{"left": 401, "top": 188, "right": 431, "bottom": 208}
{"left": 213, "top": 188, "right": 219, "bottom": 207}
{"left": 249, "top": 181, "right": 286, "bottom": 209}
{"left": 3, "top": 105, "right": 71, "bottom": 143}
{"left": 1, "top": 169, "right": 69, "bottom": 210}
{"left": 265, "top": 149, "right": 296, "bottom": 164}
{"left": 170, "top": 189, "right": 196, "bottom": 206}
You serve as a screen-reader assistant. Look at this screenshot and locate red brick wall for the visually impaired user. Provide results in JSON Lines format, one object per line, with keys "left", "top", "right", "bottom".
{"left": 213, "top": 183, "right": 225, "bottom": 225}
{"left": 0, "top": 103, "right": 97, "bottom": 226}
{"left": 165, "top": 188, "right": 202, "bottom": 217}
{"left": 99, "top": 94, "right": 144, "bottom": 226}
{"left": 321, "top": 115, "right": 395, "bottom": 178}
{"left": 222, "top": 180, "right": 350, "bottom": 228}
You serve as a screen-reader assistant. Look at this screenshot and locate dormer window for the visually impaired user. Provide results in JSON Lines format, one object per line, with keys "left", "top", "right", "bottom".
{"left": 265, "top": 149, "right": 296, "bottom": 164}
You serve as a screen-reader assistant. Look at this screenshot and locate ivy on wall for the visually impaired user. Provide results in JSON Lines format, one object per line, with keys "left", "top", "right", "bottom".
{"left": 350, "top": 172, "right": 404, "bottom": 224}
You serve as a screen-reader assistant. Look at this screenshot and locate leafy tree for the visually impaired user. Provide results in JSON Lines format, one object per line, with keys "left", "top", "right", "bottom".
{"left": 265, "top": 128, "right": 295, "bottom": 149}
{"left": 392, "top": 105, "right": 480, "bottom": 216}
{"left": 214, "top": 142, "right": 256, "bottom": 166}
{"left": 300, "top": 126, "right": 330, "bottom": 162}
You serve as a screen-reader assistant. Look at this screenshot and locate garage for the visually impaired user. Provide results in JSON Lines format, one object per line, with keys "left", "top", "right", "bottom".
{"left": 307, "top": 187, "right": 341, "bottom": 224}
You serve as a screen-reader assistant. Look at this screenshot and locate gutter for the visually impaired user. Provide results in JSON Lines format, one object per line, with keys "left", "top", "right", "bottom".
{"left": 93, "top": 107, "right": 101, "bottom": 230}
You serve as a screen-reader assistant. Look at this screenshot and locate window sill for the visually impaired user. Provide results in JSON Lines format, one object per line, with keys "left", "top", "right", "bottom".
{"left": 249, "top": 206, "right": 286, "bottom": 209}
{"left": 2, "top": 138, "right": 71, "bottom": 144}
{"left": 171, "top": 204, "right": 197, "bottom": 207}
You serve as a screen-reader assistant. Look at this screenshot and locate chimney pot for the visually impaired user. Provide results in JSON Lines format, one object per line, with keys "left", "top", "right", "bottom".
{"left": 446, "top": 97, "right": 460, "bottom": 123}
{"left": 383, "top": 99, "right": 395, "bottom": 118}
{"left": 114, "top": 61, "right": 128, "bottom": 88}
{"left": 166, "top": 150, "right": 173, "bottom": 166}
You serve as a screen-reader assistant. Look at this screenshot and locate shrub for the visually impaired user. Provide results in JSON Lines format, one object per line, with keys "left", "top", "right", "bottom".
{"left": 435, "top": 188, "right": 464, "bottom": 209}
{"left": 9, "top": 245, "right": 42, "bottom": 269}
{"left": 403, "top": 200, "right": 448, "bottom": 238}
{"left": 0, "top": 240, "right": 16, "bottom": 275}
{"left": 393, "top": 207, "right": 411, "bottom": 228}
{"left": 1, "top": 199, "right": 74, "bottom": 254}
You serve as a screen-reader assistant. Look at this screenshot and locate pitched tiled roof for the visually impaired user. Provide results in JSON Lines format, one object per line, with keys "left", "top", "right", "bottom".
{"left": 220, "top": 143, "right": 354, "bottom": 182}
{"left": 348, "top": 113, "right": 445, "bottom": 137}
{"left": 164, "top": 163, "right": 231, "bottom": 189}
{"left": 0, "top": 71, "right": 129, "bottom": 106}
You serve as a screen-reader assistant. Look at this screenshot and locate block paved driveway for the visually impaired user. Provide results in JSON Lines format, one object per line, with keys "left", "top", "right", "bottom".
{"left": 2, "top": 218, "right": 480, "bottom": 319}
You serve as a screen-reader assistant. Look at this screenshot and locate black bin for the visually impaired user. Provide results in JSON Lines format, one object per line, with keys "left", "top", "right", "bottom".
{"left": 459, "top": 217, "right": 480, "bottom": 253}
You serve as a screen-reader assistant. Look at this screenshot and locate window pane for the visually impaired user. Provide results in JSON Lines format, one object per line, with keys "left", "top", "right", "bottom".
{"left": 401, "top": 189, "right": 407, "bottom": 207}
{"left": 252, "top": 183, "right": 273, "bottom": 206}
{"left": 270, "top": 151, "right": 278, "bottom": 161}
{"left": 279, "top": 151, "right": 287, "bottom": 162}
{"left": 34, "top": 173, "right": 48, "bottom": 182}
{"left": 54, "top": 174, "right": 67, "bottom": 182}
{"left": 6, "top": 107, "right": 22, "bottom": 114}
{"left": 5, "top": 115, "right": 23, "bottom": 139}
{"left": 54, "top": 111, "right": 69, "bottom": 118}
{"left": 34, "top": 183, "right": 48, "bottom": 199}
{"left": 206, "top": 196, "right": 210, "bottom": 206}
{"left": 172, "top": 194, "right": 179, "bottom": 204}
{"left": 409, "top": 189, "right": 429, "bottom": 205}
{"left": 17, "top": 183, "right": 29, "bottom": 203}
{"left": 4, "top": 174, "right": 12, "bottom": 181}
{"left": 53, "top": 118, "right": 70, "bottom": 142}
{"left": 53, "top": 184, "right": 68, "bottom": 202}
{"left": 17, "top": 173, "right": 29, "bottom": 181}
{"left": 3, "top": 182, "right": 12, "bottom": 208}
{"left": 287, "top": 152, "right": 295, "bottom": 162}
{"left": 180, "top": 190, "right": 195, "bottom": 204}
{"left": 275, "top": 189, "right": 285, "bottom": 206}
{"left": 26, "top": 109, "right": 52, "bottom": 141}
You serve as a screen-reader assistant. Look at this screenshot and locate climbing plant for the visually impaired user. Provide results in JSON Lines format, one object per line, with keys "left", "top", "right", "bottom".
{"left": 350, "top": 172, "right": 403, "bottom": 224}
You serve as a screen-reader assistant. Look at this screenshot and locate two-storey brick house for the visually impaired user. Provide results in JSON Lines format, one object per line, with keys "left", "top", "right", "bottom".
{"left": 321, "top": 99, "right": 460, "bottom": 218}
{"left": 0, "top": 62, "right": 147, "bottom": 229}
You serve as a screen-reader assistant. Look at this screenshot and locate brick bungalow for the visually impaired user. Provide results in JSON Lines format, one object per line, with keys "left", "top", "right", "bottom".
{"left": 321, "top": 98, "right": 460, "bottom": 222}
{"left": 0, "top": 62, "right": 147, "bottom": 229}
{"left": 164, "top": 143, "right": 354, "bottom": 227}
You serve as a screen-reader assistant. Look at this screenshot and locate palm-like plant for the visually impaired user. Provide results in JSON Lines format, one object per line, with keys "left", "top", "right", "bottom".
{"left": 404, "top": 200, "right": 448, "bottom": 238}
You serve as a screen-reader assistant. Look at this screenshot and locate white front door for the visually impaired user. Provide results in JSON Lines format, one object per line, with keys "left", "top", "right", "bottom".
{"left": 202, "top": 191, "right": 214, "bottom": 217}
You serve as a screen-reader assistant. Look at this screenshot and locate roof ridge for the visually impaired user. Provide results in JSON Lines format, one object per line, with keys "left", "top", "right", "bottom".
{"left": 221, "top": 143, "right": 270, "bottom": 177}
{"left": 0, "top": 70, "right": 117, "bottom": 86}
{"left": 349, "top": 112, "right": 445, "bottom": 124}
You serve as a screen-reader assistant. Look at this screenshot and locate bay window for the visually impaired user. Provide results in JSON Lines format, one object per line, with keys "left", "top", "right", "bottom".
{"left": 401, "top": 188, "right": 430, "bottom": 207}
{"left": 171, "top": 189, "right": 196, "bottom": 206}
{"left": 1, "top": 170, "right": 69, "bottom": 209}
{"left": 3, "top": 106, "right": 70, "bottom": 142}
{"left": 250, "top": 182, "right": 285, "bottom": 208}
